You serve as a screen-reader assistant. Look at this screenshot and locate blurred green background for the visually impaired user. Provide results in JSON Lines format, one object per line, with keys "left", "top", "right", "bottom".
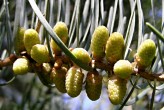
{"left": 0, "top": 0, "right": 164, "bottom": 110}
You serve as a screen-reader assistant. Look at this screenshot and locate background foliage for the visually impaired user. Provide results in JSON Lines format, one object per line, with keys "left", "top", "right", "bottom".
{"left": 0, "top": 0, "right": 164, "bottom": 110}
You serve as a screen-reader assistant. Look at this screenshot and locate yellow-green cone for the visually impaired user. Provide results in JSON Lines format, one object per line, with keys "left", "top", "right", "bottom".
{"left": 71, "top": 48, "right": 91, "bottom": 65}
{"left": 50, "top": 22, "right": 68, "bottom": 55}
{"left": 114, "top": 60, "right": 133, "bottom": 79}
{"left": 65, "top": 66, "right": 84, "bottom": 97}
{"left": 30, "top": 44, "right": 50, "bottom": 64}
{"left": 24, "top": 29, "right": 40, "bottom": 54}
{"left": 50, "top": 66, "right": 67, "bottom": 93}
{"left": 136, "top": 39, "right": 156, "bottom": 69}
{"left": 13, "top": 57, "right": 30, "bottom": 75}
{"left": 90, "top": 26, "right": 109, "bottom": 61}
{"left": 85, "top": 70, "right": 102, "bottom": 101}
{"left": 105, "top": 32, "right": 124, "bottom": 64}
{"left": 14, "top": 27, "right": 26, "bottom": 55}
{"left": 108, "top": 75, "right": 127, "bottom": 105}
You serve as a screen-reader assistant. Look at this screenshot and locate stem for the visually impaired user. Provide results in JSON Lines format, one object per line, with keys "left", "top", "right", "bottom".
{"left": 150, "top": 79, "right": 156, "bottom": 110}
{"left": 146, "top": 22, "right": 164, "bottom": 42}
{"left": 0, "top": 76, "right": 16, "bottom": 86}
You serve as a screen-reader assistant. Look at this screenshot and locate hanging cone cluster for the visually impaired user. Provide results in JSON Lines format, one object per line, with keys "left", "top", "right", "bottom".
{"left": 12, "top": 22, "right": 156, "bottom": 104}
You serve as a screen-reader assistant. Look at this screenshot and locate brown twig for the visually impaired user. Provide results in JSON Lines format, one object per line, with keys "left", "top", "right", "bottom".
{"left": 90, "top": 60, "right": 164, "bottom": 82}
{"left": 0, "top": 53, "right": 164, "bottom": 82}
{"left": 0, "top": 54, "right": 17, "bottom": 68}
{"left": 138, "top": 72, "right": 164, "bottom": 81}
{"left": 93, "top": 61, "right": 113, "bottom": 72}
{"left": 35, "top": 18, "right": 42, "bottom": 33}
{"left": 54, "top": 58, "right": 63, "bottom": 69}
